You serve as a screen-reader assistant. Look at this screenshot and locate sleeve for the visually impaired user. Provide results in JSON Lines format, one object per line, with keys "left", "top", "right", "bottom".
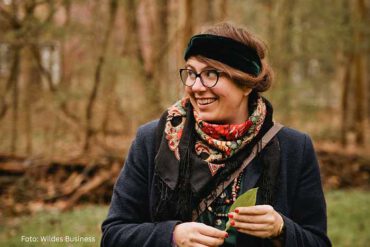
{"left": 101, "top": 126, "right": 180, "bottom": 247}
{"left": 282, "top": 135, "right": 332, "bottom": 247}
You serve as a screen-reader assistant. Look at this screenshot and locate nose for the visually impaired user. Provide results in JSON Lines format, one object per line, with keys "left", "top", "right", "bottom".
{"left": 191, "top": 76, "right": 207, "bottom": 92}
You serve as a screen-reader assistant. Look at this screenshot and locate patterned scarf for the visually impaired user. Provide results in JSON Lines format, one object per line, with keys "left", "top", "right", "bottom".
{"left": 153, "top": 93, "right": 273, "bottom": 221}
{"left": 165, "top": 97, "right": 266, "bottom": 176}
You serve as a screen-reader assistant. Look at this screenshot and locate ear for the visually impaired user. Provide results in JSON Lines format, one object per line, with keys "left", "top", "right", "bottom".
{"left": 243, "top": 88, "right": 253, "bottom": 96}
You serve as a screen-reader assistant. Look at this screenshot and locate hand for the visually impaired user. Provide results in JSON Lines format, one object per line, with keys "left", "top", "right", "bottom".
{"left": 173, "top": 222, "right": 228, "bottom": 247}
{"left": 227, "top": 205, "right": 284, "bottom": 238}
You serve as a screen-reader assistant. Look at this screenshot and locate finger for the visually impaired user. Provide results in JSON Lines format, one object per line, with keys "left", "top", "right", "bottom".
{"left": 234, "top": 205, "right": 274, "bottom": 215}
{"left": 188, "top": 243, "right": 210, "bottom": 247}
{"left": 231, "top": 213, "right": 275, "bottom": 224}
{"left": 197, "top": 224, "right": 228, "bottom": 239}
{"left": 236, "top": 228, "right": 271, "bottom": 238}
{"left": 193, "top": 244, "right": 214, "bottom": 247}
{"left": 233, "top": 221, "right": 274, "bottom": 232}
{"left": 194, "top": 234, "right": 225, "bottom": 247}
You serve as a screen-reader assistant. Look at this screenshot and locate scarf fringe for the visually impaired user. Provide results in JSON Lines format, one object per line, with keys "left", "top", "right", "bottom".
{"left": 154, "top": 148, "right": 195, "bottom": 221}
{"left": 153, "top": 92, "right": 278, "bottom": 221}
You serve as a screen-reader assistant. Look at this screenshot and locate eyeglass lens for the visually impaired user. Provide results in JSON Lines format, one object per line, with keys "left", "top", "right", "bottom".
{"left": 180, "top": 69, "right": 219, "bottom": 88}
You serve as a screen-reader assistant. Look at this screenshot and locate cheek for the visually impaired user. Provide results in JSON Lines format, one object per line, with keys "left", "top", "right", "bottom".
{"left": 216, "top": 95, "right": 242, "bottom": 116}
{"left": 184, "top": 87, "right": 192, "bottom": 96}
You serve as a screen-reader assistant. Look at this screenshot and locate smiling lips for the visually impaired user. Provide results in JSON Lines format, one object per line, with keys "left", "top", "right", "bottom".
{"left": 196, "top": 98, "right": 217, "bottom": 105}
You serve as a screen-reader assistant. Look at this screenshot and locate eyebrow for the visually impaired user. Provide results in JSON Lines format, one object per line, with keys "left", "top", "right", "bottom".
{"left": 185, "top": 64, "right": 216, "bottom": 71}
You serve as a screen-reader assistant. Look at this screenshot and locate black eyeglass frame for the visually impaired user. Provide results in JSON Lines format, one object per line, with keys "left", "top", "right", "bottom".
{"left": 179, "top": 68, "right": 224, "bottom": 88}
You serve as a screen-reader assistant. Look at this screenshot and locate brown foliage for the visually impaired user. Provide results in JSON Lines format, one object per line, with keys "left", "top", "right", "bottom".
{"left": 0, "top": 143, "right": 369, "bottom": 216}
{"left": 0, "top": 153, "right": 121, "bottom": 216}
{"left": 317, "top": 145, "right": 370, "bottom": 189}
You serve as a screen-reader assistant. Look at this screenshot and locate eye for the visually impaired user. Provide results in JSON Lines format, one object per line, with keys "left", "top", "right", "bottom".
{"left": 188, "top": 70, "right": 197, "bottom": 79}
{"left": 204, "top": 70, "right": 218, "bottom": 79}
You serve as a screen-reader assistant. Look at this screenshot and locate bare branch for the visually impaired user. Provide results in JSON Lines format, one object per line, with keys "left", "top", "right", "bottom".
{"left": 30, "top": 44, "right": 57, "bottom": 92}
{"left": 84, "top": 0, "right": 119, "bottom": 152}
{"left": 0, "top": 5, "right": 19, "bottom": 27}
{"left": 35, "top": 0, "right": 51, "bottom": 5}
{"left": 43, "top": 0, "right": 56, "bottom": 24}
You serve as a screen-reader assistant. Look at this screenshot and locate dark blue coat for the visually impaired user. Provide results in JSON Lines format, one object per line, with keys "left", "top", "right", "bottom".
{"left": 101, "top": 120, "right": 331, "bottom": 247}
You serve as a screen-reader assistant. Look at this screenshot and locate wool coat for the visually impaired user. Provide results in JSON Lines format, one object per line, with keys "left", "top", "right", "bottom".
{"left": 101, "top": 120, "right": 331, "bottom": 247}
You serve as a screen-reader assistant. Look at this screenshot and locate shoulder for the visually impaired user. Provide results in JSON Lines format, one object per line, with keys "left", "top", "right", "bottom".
{"left": 124, "top": 119, "right": 160, "bottom": 171}
{"left": 277, "top": 126, "right": 311, "bottom": 147}
{"left": 136, "top": 119, "right": 159, "bottom": 138}
{"left": 275, "top": 126, "right": 320, "bottom": 184}
{"left": 276, "top": 126, "right": 316, "bottom": 158}
{"left": 134, "top": 119, "right": 160, "bottom": 151}
{"left": 277, "top": 126, "right": 308, "bottom": 141}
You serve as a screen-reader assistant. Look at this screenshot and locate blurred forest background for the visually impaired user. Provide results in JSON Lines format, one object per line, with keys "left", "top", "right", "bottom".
{"left": 0, "top": 0, "right": 369, "bottom": 246}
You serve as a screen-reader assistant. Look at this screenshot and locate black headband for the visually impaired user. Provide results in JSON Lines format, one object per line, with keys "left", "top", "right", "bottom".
{"left": 184, "top": 34, "right": 261, "bottom": 76}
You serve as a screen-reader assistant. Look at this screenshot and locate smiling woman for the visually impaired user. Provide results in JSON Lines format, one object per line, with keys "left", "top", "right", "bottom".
{"left": 101, "top": 22, "right": 331, "bottom": 247}
{"left": 183, "top": 58, "right": 251, "bottom": 124}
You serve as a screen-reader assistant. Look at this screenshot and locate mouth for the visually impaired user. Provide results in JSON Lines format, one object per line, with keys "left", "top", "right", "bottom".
{"left": 196, "top": 97, "right": 217, "bottom": 106}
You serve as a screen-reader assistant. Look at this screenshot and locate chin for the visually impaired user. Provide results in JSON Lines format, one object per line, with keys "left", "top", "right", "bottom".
{"left": 198, "top": 113, "right": 222, "bottom": 124}
{"left": 197, "top": 112, "right": 211, "bottom": 121}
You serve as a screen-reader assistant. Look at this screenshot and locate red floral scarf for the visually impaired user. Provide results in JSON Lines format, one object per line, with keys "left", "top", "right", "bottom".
{"left": 165, "top": 97, "right": 266, "bottom": 176}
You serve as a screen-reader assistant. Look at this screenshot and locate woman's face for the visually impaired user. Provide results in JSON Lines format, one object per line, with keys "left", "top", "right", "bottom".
{"left": 184, "top": 57, "right": 251, "bottom": 124}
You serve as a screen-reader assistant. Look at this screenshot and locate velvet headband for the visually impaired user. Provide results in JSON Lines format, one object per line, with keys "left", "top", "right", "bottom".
{"left": 184, "top": 34, "right": 261, "bottom": 76}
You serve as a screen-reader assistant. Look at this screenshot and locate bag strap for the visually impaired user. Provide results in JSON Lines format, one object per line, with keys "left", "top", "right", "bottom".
{"left": 192, "top": 122, "right": 284, "bottom": 221}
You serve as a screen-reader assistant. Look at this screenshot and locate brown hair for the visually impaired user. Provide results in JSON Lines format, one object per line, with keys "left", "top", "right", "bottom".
{"left": 194, "top": 22, "right": 273, "bottom": 92}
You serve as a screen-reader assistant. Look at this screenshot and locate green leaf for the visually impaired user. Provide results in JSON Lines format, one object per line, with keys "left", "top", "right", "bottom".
{"left": 225, "top": 187, "right": 258, "bottom": 231}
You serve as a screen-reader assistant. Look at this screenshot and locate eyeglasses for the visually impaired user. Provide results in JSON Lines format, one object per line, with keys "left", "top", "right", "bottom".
{"left": 179, "top": 68, "right": 223, "bottom": 88}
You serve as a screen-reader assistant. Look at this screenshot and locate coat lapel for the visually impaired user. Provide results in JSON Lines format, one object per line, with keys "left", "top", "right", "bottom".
{"left": 241, "top": 158, "right": 262, "bottom": 192}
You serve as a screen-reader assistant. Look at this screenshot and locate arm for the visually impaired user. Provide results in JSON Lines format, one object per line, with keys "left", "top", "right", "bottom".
{"left": 282, "top": 134, "right": 331, "bottom": 246}
{"left": 101, "top": 125, "right": 180, "bottom": 247}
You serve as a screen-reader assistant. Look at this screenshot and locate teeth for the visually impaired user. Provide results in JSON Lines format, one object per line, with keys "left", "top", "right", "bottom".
{"left": 197, "top": 98, "right": 216, "bottom": 105}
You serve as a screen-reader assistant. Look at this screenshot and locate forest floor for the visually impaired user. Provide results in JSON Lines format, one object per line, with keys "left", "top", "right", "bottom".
{"left": 0, "top": 140, "right": 369, "bottom": 246}
{"left": 0, "top": 189, "right": 369, "bottom": 247}
{"left": 1, "top": 141, "right": 369, "bottom": 216}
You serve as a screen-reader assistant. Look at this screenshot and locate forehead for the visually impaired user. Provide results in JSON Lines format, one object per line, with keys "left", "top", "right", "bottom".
{"left": 185, "top": 57, "right": 211, "bottom": 71}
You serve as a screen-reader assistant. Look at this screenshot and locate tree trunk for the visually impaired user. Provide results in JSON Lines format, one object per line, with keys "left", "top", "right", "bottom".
{"left": 101, "top": 72, "right": 118, "bottom": 140}
{"left": 152, "top": 0, "right": 169, "bottom": 108}
{"left": 268, "top": 0, "right": 295, "bottom": 122}
{"left": 135, "top": 0, "right": 168, "bottom": 115}
{"left": 10, "top": 45, "right": 21, "bottom": 154}
{"left": 24, "top": 48, "right": 41, "bottom": 155}
{"left": 0, "top": 44, "right": 14, "bottom": 121}
{"left": 341, "top": 55, "right": 352, "bottom": 146}
{"left": 178, "top": 0, "right": 193, "bottom": 64}
{"left": 197, "top": 0, "right": 213, "bottom": 24}
{"left": 122, "top": 0, "right": 141, "bottom": 59}
{"left": 173, "top": 0, "right": 193, "bottom": 99}
{"left": 218, "top": 0, "right": 228, "bottom": 21}
{"left": 352, "top": 0, "right": 368, "bottom": 146}
{"left": 84, "top": 0, "right": 119, "bottom": 152}
{"left": 137, "top": 0, "right": 154, "bottom": 79}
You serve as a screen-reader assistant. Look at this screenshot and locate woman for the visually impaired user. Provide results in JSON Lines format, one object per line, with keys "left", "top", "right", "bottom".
{"left": 101, "top": 22, "right": 331, "bottom": 247}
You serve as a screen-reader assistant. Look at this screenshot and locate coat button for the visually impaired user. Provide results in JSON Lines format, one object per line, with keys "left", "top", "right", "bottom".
{"left": 215, "top": 219, "right": 222, "bottom": 226}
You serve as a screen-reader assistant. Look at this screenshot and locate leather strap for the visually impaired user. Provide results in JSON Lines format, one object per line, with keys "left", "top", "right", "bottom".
{"left": 192, "top": 122, "right": 284, "bottom": 220}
